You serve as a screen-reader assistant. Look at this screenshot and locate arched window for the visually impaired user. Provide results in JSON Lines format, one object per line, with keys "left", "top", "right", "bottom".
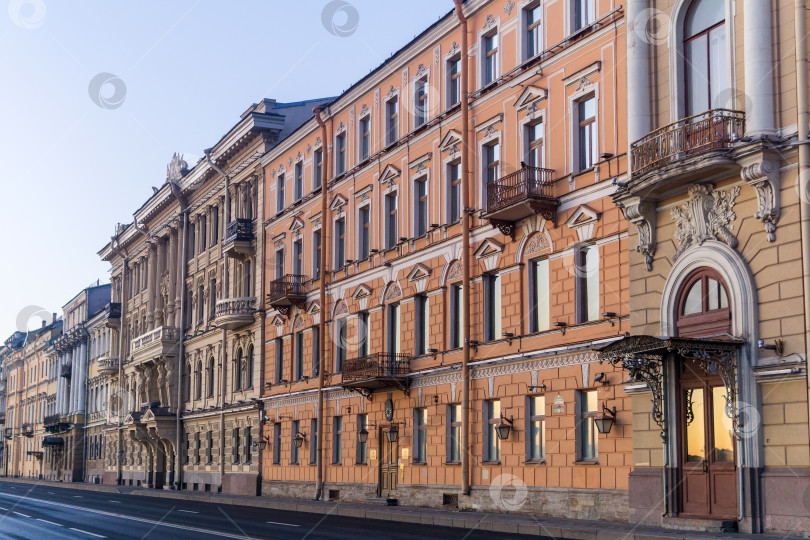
{"left": 676, "top": 268, "right": 731, "bottom": 338}
{"left": 684, "top": 0, "right": 727, "bottom": 115}
{"left": 234, "top": 348, "right": 243, "bottom": 391}
{"left": 194, "top": 361, "right": 202, "bottom": 400}
{"left": 246, "top": 345, "right": 254, "bottom": 389}
{"left": 207, "top": 356, "right": 215, "bottom": 398}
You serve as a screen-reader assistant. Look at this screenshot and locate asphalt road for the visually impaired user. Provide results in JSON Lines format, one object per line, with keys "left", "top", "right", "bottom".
{"left": 0, "top": 481, "right": 539, "bottom": 540}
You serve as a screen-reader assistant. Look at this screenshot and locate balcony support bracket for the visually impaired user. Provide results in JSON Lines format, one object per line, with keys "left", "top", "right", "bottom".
{"left": 740, "top": 150, "right": 781, "bottom": 242}
{"left": 623, "top": 197, "right": 657, "bottom": 271}
{"left": 488, "top": 219, "right": 515, "bottom": 240}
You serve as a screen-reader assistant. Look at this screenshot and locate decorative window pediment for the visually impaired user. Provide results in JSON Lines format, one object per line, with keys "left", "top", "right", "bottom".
{"left": 141, "top": 409, "right": 156, "bottom": 422}
{"left": 474, "top": 238, "right": 504, "bottom": 259}
{"left": 352, "top": 284, "right": 373, "bottom": 300}
{"left": 564, "top": 205, "right": 600, "bottom": 242}
{"left": 379, "top": 164, "right": 401, "bottom": 186}
{"left": 306, "top": 301, "right": 320, "bottom": 315}
{"left": 439, "top": 130, "right": 463, "bottom": 152}
{"left": 330, "top": 194, "right": 348, "bottom": 212}
{"left": 514, "top": 86, "right": 548, "bottom": 110}
{"left": 289, "top": 217, "right": 305, "bottom": 233}
{"left": 355, "top": 185, "right": 373, "bottom": 200}
{"left": 271, "top": 315, "right": 285, "bottom": 327}
{"left": 407, "top": 263, "right": 431, "bottom": 282}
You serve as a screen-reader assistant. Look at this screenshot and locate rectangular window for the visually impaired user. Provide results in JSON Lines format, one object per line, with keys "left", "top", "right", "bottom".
{"left": 414, "top": 77, "right": 428, "bottom": 128}
{"left": 207, "top": 430, "right": 213, "bottom": 464}
{"left": 332, "top": 416, "right": 343, "bottom": 464}
{"left": 275, "top": 249, "right": 284, "bottom": 279}
{"left": 294, "top": 331, "right": 304, "bottom": 381}
{"left": 275, "top": 338, "right": 283, "bottom": 384}
{"left": 356, "top": 414, "right": 367, "bottom": 464}
{"left": 359, "top": 117, "right": 370, "bottom": 161}
{"left": 358, "top": 311, "right": 369, "bottom": 357}
{"left": 484, "top": 141, "right": 500, "bottom": 184}
{"left": 233, "top": 428, "right": 240, "bottom": 463}
{"left": 277, "top": 174, "right": 285, "bottom": 212}
{"left": 577, "top": 95, "right": 597, "bottom": 171}
{"left": 413, "top": 408, "right": 427, "bottom": 463}
{"left": 212, "top": 207, "right": 219, "bottom": 244}
{"left": 273, "top": 423, "right": 281, "bottom": 465}
{"left": 310, "top": 419, "right": 318, "bottom": 464}
{"left": 414, "top": 294, "right": 429, "bottom": 356}
{"left": 197, "top": 285, "right": 205, "bottom": 325}
{"left": 484, "top": 400, "right": 501, "bottom": 462}
{"left": 414, "top": 177, "right": 428, "bottom": 237}
{"left": 335, "top": 319, "right": 346, "bottom": 372}
{"left": 385, "top": 192, "right": 398, "bottom": 249}
{"left": 386, "top": 303, "right": 400, "bottom": 355}
{"left": 313, "top": 149, "right": 323, "bottom": 190}
{"left": 483, "top": 273, "right": 502, "bottom": 341}
{"left": 294, "top": 162, "right": 304, "bottom": 201}
{"left": 245, "top": 428, "right": 252, "bottom": 463}
{"left": 527, "top": 395, "right": 546, "bottom": 461}
{"left": 525, "top": 2, "right": 542, "bottom": 59}
{"left": 483, "top": 32, "right": 498, "bottom": 85}
{"left": 358, "top": 206, "right": 370, "bottom": 260}
{"left": 529, "top": 258, "right": 550, "bottom": 332}
{"left": 573, "top": 0, "right": 595, "bottom": 32}
{"left": 293, "top": 239, "right": 303, "bottom": 276}
{"left": 578, "top": 390, "right": 598, "bottom": 460}
{"left": 209, "top": 278, "right": 217, "bottom": 321}
{"left": 312, "top": 326, "right": 320, "bottom": 377}
{"left": 313, "top": 230, "right": 322, "bottom": 279}
{"left": 526, "top": 120, "right": 544, "bottom": 167}
{"left": 334, "top": 218, "right": 345, "bottom": 268}
{"left": 450, "top": 284, "right": 463, "bottom": 349}
{"left": 448, "top": 160, "right": 461, "bottom": 223}
{"left": 447, "top": 404, "right": 461, "bottom": 463}
{"left": 386, "top": 97, "right": 398, "bottom": 146}
{"left": 575, "top": 245, "right": 599, "bottom": 323}
{"left": 336, "top": 133, "right": 346, "bottom": 175}
{"left": 448, "top": 55, "right": 461, "bottom": 107}
{"left": 291, "top": 420, "right": 300, "bottom": 464}
{"left": 200, "top": 216, "right": 207, "bottom": 252}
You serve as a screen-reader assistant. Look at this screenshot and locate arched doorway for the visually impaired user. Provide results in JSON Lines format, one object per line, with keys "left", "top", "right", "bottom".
{"left": 675, "top": 268, "right": 736, "bottom": 518}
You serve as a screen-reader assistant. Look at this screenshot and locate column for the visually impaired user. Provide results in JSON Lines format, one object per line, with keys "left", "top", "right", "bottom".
{"left": 167, "top": 228, "right": 177, "bottom": 327}
{"left": 626, "top": 0, "right": 652, "bottom": 149}
{"left": 175, "top": 226, "right": 184, "bottom": 329}
{"left": 56, "top": 352, "right": 64, "bottom": 416}
{"left": 66, "top": 348, "right": 75, "bottom": 414}
{"left": 77, "top": 341, "right": 87, "bottom": 414}
{"left": 743, "top": 0, "right": 776, "bottom": 137}
{"left": 155, "top": 238, "right": 165, "bottom": 328}
{"left": 147, "top": 243, "right": 157, "bottom": 330}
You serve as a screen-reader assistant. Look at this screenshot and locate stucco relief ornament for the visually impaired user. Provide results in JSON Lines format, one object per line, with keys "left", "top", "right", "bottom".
{"left": 741, "top": 158, "right": 780, "bottom": 242}
{"left": 504, "top": 0, "right": 515, "bottom": 14}
{"left": 305, "top": 143, "right": 311, "bottom": 154}
{"left": 166, "top": 153, "right": 188, "bottom": 182}
{"left": 624, "top": 199, "right": 656, "bottom": 271}
{"left": 671, "top": 184, "right": 741, "bottom": 261}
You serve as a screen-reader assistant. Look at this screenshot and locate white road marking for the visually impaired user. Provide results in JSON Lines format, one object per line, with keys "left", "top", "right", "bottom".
{"left": 0, "top": 491, "right": 260, "bottom": 539}
{"left": 266, "top": 521, "right": 301, "bottom": 527}
{"left": 13, "top": 511, "right": 31, "bottom": 517}
{"left": 36, "top": 518, "right": 63, "bottom": 527}
{"left": 106, "top": 500, "right": 121, "bottom": 503}
{"left": 0, "top": 506, "right": 8, "bottom": 511}
{"left": 178, "top": 509, "right": 198, "bottom": 513}
{"left": 69, "top": 528, "right": 106, "bottom": 538}
{"left": 48, "top": 492, "right": 55, "bottom": 495}
{"left": 73, "top": 495, "right": 82, "bottom": 498}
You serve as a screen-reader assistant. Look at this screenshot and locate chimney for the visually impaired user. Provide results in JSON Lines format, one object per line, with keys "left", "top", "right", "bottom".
{"left": 52, "top": 313, "right": 57, "bottom": 323}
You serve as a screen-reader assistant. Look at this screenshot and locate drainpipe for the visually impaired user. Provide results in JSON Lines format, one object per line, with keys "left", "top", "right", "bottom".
{"left": 109, "top": 241, "right": 127, "bottom": 484}
{"left": 169, "top": 179, "right": 189, "bottom": 490}
{"left": 206, "top": 149, "right": 231, "bottom": 487}
{"left": 795, "top": 0, "right": 810, "bottom": 458}
{"left": 313, "top": 106, "right": 330, "bottom": 501}
{"left": 453, "top": 0, "right": 472, "bottom": 497}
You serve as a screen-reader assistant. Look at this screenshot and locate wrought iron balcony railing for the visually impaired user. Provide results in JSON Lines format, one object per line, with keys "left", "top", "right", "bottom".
{"left": 4, "top": 428, "right": 12, "bottom": 439}
{"left": 630, "top": 109, "right": 745, "bottom": 177}
{"left": 21, "top": 423, "right": 33, "bottom": 437}
{"left": 267, "top": 274, "right": 308, "bottom": 308}
{"left": 224, "top": 218, "right": 254, "bottom": 243}
{"left": 485, "top": 166, "right": 555, "bottom": 214}
{"left": 43, "top": 414, "right": 61, "bottom": 428}
{"left": 341, "top": 353, "right": 412, "bottom": 383}
{"left": 106, "top": 302, "right": 121, "bottom": 328}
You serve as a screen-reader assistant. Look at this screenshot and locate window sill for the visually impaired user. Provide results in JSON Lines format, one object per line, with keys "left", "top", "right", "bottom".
{"left": 523, "top": 459, "right": 546, "bottom": 465}
{"left": 574, "top": 460, "right": 599, "bottom": 465}
{"left": 444, "top": 461, "right": 461, "bottom": 466}
{"left": 355, "top": 462, "right": 368, "bottom": 466}
{"left": 411, "top": 461, "right": 427, "bottom": 466}
{"left": 481, "top": 460, "right": 501, "bottom": 465}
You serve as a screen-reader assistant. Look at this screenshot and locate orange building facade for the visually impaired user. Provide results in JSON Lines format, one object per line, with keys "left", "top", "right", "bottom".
{"left": 260, "top": 0, "right": 632, "bottom": 519}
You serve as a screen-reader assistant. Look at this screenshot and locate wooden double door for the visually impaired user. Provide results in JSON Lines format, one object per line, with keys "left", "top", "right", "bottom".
{"left": 378, "top": 428, "right": 398, "bottom": 497}
{"left": 678, "top": 369, "right": 737, "bottom": 518}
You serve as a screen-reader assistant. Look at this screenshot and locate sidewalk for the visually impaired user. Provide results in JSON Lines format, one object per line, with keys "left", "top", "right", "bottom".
{"left": 0, "top": 477, "right": 797, "bottom": 539}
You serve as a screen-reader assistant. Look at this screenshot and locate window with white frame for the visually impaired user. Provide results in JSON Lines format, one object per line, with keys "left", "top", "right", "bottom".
{"left": 274, "top": 249, "right": 284, "bottom": 279}
{"left": 386, "top": 302, "right": 400, "bottom": 354}
{"left": 384, "top": 191, "right": 398, "bottom": 249}
{"left": 483, "top": 272, "right": 502, "bottom": 341}
{"left": 294, "top": 331, "right": 304, "bottom": 381}
{"left": 525, "top": 120, "right": 544, "bottom": 167}
{"left": 449, "top": 283, "right": 463, "bottom": 348}
{"left": 528, "top": 257, "right": 550, "bottom": 332}
{"left": 524, "top": 1, "right": 543, "bottom": 60}
{"left": 575, "top": 244, "right": 599, "bottom": 323}
{"left": 448, "top": 160, "right": 461, "bottom": 223}
{"left": 572, "top": 0, "right": 595, "bottom": 32}
{"left": 334, "top": 217, "right": 345, "bottom": 268}
{"left": 359, "top": 116, "right": 370, "bottom": 161}
{"left": 385, "top": 96, "right": 398, "bottom": 145}
{"left": 414, "top": 176, "right": 428, "bottom": 236}
{"left": 414, "top": 76, "right": 428, "bottom": 128}
{"left": 358, "top": 205, "right": 370, "bottom": 260}
{"left": 332, "top": 416, "right": 343, "bottom": 464}
{"left": 577, "top": 390, "right": 598, "bottom": 460}
{"left": 294, "top": 161, "right": 304, "bottom": 201}
{"left": 484, "top": 399, "right": 501, "bottom": 462}
{"left": 527, "top": 394, "right": 546, "bottom": 461}
{"left": 313, "top": 148, "right": 323, "bottom": 190}
{"left": 447, "top": 54, "right": 461, "bottom": 107}
{"left": 276, "top": 173, "right": 285, "bottom": 212}
{"left": 482, "top": 30, "right": 498, "bottom": 86}
{"left": 312, "top": 229, "right": 322, "bottom": 279}
{"left": 357, "top": 311, "right": 369, "bottom": 357}
{"left": 335, "top": 317, "right": 347, "bottom": 372}
{"left": 414, "top": 293, "right": 428, "bottom": 356}
{"left": 575, "top": 95, "right": 597, "bottom": 172}
{"left": 293, "top": 238, "right": 303, "bottom": 276}
{"left": 413, "top": 408, "right": 427, "bottom": 463}
{"left": 684, "top": 0, "right": 727, "bottom": 116}
{"left": 274, "top": 338, "right": 283, "bottom": 384}
{"left": 483, "top": 140, "right": 500, "bottom": 184}
{"left": 447, "top": 403, "right": 461, "bottom": 463}
{"left": 335, "top": 132, "right": 346, "bottom": 175}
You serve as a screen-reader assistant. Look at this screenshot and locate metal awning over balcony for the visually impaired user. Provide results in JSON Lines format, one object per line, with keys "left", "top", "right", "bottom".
{"left": 105, "top": 302, "right": 121, "bottom": 328}
{"left": 214, "top": 297, "right": 256, "bottom": 330}
{"left": 340, "top": 353, "right": 412, "bottom": 398}
{"left": 630, "top": 109, "right": 745, "bottom": 179}
{"left": 267, "top": 274, "right": 307, "bottom": 315}
{"left": 482, "top": 166, "right": 557, "bottom": 238}
{"left": 222, "top": 218, "right": 255, "bottom": 259}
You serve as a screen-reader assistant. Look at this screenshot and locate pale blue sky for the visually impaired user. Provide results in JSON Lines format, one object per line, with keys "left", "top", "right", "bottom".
{"left": 0, "top": 0, "right": 452, "bottom": 334}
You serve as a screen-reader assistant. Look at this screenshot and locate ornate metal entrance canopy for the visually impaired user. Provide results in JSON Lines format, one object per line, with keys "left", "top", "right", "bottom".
{"left": 598, "top": 335, "right": 743, "bottom": 439}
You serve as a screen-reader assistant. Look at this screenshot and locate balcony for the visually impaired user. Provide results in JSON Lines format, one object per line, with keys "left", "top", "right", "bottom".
{"left": 44, "top": 414, "right": 69, "bottom": 434}
{"left": 105, "top": 302, "right": 121, "bottom": 329}
{"left": 340, "top": 353, "right": 412, "bottom": 397}
{"left": 214, "top": 297, "right": 257, "bottom": 330}
{"left": 267, "top": 274, "right": 307, "bottom": 315}
{"left": 60, "top": 364, "right": 72, "bottom": 378}
{"left": 21, "top": 423, "right": 33, "bottom": 438}
{"left": 482, "top": 166, "right": 557, "bottom": 237}
{"left": 0, "top": 412, "right": 5, "bottom": 425}
{"left": 222, "top": 218, "right": 255, "bottom": 259}
{"left": 130, "top": 326, "right": 179, "bottom": 364}
{"left": 97, "top": 356, "right": 120, "bottom": 375}
{"left": 4, "top": 428, "right": 12, "bottom": 439}
{"left": 630, "top": 109, "right": 745, "bottom": 182}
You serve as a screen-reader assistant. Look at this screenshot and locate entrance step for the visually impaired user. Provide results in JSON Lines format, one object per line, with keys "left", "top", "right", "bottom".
{"left": 662, "top": 516, "right": 738, "bottom": 533}
{"left": 366, "top": 497, "right": 398, "bottom": 506}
